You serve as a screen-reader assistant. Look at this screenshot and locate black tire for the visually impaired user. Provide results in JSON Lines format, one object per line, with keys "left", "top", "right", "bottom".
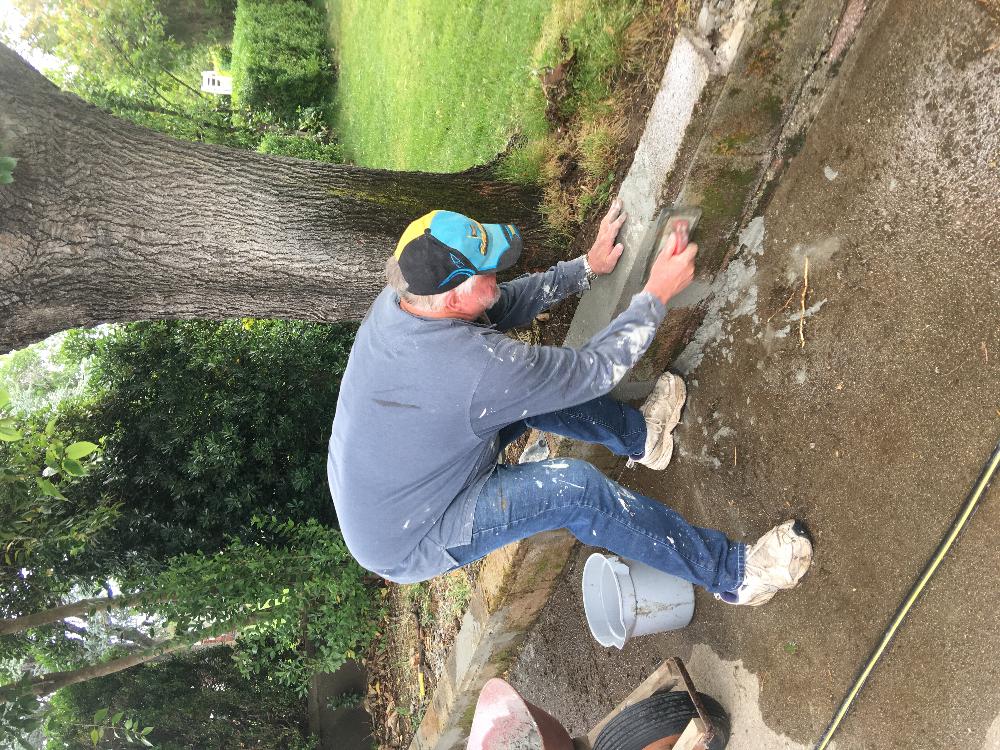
{"left": 593, "top": 690, "right": 730, "bottom": 750}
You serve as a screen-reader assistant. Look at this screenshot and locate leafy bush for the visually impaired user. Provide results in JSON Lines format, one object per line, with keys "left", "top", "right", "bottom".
{"left": 230, "top": 0, "right": 332, "bottom": 127}
{"left": 257, "top": 132, "right": 344, "bottom": 162}
{"left": 223, "top": 519, "right": 381, "bottom": 692}
{"left": 161, "top": 0, "right": 237, "bottom": 45}
{"left": 45, "top": 648, "right": 315, "bottom": 750}
{"left": 59, "top": 319, "right": 357, "bottom": 562}
{"left": 111, "top": 517, "right": 380, "bottom": 695}
{"left": 0, "top": 389, "right": 116, "bottom": 616}
{"left": 209, "top": 42, "right": 233, "bottom": 73}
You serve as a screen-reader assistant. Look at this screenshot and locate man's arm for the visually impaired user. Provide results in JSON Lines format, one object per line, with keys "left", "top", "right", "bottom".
{"left": 472, "top": 291, "right": 665, "bottom": 434}
{"left": 484, "top": 200, "right": 629, "bottom": 331}
{"left": 470, "top": 219, "right": 697, "bottom": 436}
{"left": 484, "top": 257, "right": 589, "bottom": 331}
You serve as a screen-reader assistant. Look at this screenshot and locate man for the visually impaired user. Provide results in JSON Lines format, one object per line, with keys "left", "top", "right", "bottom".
{"left": 327, "top": 202, "right": 812, "bottom": 605}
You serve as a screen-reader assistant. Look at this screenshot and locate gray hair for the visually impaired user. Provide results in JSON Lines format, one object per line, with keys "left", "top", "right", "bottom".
{"left": 384, "top": 255, "right": 476, "bottom": 311}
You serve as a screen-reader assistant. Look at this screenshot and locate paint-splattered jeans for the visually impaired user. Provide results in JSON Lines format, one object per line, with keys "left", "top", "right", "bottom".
{"left": 445, "top": 395, "right": 745, "bottom": 593}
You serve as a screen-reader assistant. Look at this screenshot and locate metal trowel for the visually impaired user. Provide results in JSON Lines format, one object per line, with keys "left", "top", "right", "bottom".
{"left": 611, "top": 205, "right": 702, "bottom": 402}
{"left": 644, "top": 205, "right": 702, "bottom": 272}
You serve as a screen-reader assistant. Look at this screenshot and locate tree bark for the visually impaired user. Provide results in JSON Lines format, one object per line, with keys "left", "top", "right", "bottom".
{"left": 0, "top": 44, "right": 549, "bottom": 351}
{"left": 61, "top": 619, "right": 158, "bottom": 648}
{"left": 0, "top": 625, "right": 230, "bottom": 702}
{"left": 0, "top": 594, "right": 144, "bottom": 636}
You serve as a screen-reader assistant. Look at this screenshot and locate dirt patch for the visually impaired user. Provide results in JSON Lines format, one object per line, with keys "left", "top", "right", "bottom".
{"left": 363, "top": 570, "right": 473, "bottom": 749}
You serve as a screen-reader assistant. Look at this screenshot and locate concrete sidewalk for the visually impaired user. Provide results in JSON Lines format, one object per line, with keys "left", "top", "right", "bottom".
{"left": 510, "top": 0, "right": 1000, "bottom": 748}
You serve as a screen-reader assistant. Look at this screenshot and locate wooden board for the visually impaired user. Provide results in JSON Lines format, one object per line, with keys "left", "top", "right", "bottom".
{"left": 674, "top": 718, "right": 709, "bottom": 750}
{"left": 573, "top": 660, "right": 681, "bottom": 749}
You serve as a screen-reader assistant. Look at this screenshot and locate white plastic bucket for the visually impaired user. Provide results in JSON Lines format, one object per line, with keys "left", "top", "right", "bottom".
{"left": 581, "top": 553, "right": 695, "bottom": 649}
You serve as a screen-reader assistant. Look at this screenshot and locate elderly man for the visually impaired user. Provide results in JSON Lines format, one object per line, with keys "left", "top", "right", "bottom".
{"left": 327, "top": 202, "right": 811, "bottom": 606}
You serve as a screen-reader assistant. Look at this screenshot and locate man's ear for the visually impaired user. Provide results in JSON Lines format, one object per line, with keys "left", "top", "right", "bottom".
{"left": 440, "top": 287, "right": 464, "bottom": 313}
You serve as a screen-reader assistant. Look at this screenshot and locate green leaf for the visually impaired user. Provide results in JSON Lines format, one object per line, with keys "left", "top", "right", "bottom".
{"left": 111, "top": 711, "right": 124, "bottom": 726}
{"left": 62, "top": 458, "right": 87, "bottom": 476}
{"left": 0, "top": 156, "right": 16, "bottom": 171}
{"left": 141, "top": 726, "right": 153, "bottom": 735}
{"left": 0, "top": 171, "right": 12, "bottom": 185}
{"left": 91, "top": 728, "right": 100, "bottom": 746}
{"left": 45, "top": 416, "right": 58, "bottom": 436}
{"left": 36, "top": 478, "right": 67, "bottom": 500}
{"left": 35, "top": 478, "right": 66, "bottom": 500}
{"left": 0, "top": 388, "right": 9, "bottom": 410}
{"left": 0, "top": 425, "right": 23, "bottom": 441}
{"left": 66, "top": 441, "right": 100, "bottom": 460}
{"left": 94, "top": 707, "right": 109, "bottom": 724}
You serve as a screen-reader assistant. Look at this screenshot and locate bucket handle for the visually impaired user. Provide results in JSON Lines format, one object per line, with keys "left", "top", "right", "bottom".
{"left": 606, "top": 556, "right": 630, "bottom": 576}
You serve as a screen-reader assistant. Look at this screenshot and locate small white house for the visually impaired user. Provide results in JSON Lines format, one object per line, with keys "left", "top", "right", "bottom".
{"left": 200, "top": 70, "right": 232, "bottom": 95}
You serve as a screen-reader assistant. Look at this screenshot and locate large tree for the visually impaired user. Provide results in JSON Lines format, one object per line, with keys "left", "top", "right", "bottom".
{"left": 0, "top": 43, "right": 547, "bottom": 352}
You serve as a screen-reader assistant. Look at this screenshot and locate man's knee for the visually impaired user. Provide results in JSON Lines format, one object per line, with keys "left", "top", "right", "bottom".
{"left": 535, "top": 457, "right": 610, "bottom": 504}
{"left": 538, "top": 456, "right": 603, "bottom": 479}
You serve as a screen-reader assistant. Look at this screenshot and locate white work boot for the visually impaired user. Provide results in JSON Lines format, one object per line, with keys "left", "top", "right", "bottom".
{"left": 716, "top": 520, "right": 813, "bottom": 606}
{"left": 629, "top": 372, "right": 686, "bottom": 470}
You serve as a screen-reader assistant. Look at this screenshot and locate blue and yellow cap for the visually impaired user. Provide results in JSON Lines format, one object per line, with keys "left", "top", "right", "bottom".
{"left": 394, "top": 210, "right": 523, "bottom": 295}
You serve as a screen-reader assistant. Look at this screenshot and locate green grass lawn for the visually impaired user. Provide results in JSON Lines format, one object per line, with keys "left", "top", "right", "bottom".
{"left": 324, "top": 0, "right": 651, "bottom": 176}
{"left": 324, "top": 0, "right": 551, "bottom": 173}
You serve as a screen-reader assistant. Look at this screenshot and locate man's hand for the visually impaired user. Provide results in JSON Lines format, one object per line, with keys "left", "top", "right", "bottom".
{"left": 587, "top": 198, "right": 627, "bottom": 275}
{"left": 643, "top": 220, "right": 697, "bottom": 305}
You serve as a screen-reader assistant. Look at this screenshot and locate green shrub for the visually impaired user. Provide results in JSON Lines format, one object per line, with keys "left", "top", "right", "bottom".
{"left": 257, "top": 132, "right": 344, "bottom": 162}
{"left": 59, "top": 318, "right": 357, "bottom": 561}
{"left": 230, "top": 0, "right": 332, "bottom": 127}
{"left": 0, "top": 388, "right": 118, "bottom": 617}
{"left": 45, "top": 648, "right": 314, "bottom": 750}
{"left": 147, "top": 517, "right": 380, "bottom": 695}
{"left": 209, "top": 42, "right": 233, "bottom": 73}
{"left": 225, "top": 519, "right": 382, "bottom": 693}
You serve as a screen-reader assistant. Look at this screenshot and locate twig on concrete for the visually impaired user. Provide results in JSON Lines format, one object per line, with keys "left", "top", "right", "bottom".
{"left": 945, "top": 354, "right": 971, "bottom": 377}
{"left": 799, "top": 257, "right": 810, "bottom": 348}
{"left": 766, "top": 287, "right": 798, "bottom": 323}
{"left": 944, "top": 340, "right": 989, "bottom": 376}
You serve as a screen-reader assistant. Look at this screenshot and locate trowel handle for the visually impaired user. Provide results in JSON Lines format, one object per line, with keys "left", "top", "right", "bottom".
{"left": 665, "top": 220, "right": 690, "bottom": 257}
{"left": 652, "top": 207, "right": 702, "bottom": 263}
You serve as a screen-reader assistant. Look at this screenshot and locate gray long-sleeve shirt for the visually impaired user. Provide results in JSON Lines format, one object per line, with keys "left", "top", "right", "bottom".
{"left": 327, "top": 256, "right": 667, "bottom": 583}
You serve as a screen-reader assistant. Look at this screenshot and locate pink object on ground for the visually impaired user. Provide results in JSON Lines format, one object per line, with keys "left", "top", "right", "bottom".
{"left": 466, "top": 678, "right": 574, "bottom": 750}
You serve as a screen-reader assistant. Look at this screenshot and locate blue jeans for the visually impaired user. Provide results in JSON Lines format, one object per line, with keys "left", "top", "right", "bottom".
{"left": 446, "top": 396, "right": 745, "bottom": 593}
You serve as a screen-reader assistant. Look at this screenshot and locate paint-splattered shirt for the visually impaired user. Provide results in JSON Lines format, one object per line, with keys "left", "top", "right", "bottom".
{"left": 327, "top": 256, "right": 667, "bottom": 583}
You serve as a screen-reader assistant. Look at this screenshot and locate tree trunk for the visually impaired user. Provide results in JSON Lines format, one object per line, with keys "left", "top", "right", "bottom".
{"left": 0, "top": 44, "right": 549, "bottom": 352}
{"left": 0, "top": 626, "right": 231, "bottom": 702}
{"left": 0, "top": 594, "right": 144, "bottom": 636}
{"left": 61, "top": 619, "right": 158, "bottom": 648}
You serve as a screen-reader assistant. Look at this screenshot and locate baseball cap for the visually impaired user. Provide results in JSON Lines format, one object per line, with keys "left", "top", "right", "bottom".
{"left": 394, "top": 210, "right": 523, "bottom": 295}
